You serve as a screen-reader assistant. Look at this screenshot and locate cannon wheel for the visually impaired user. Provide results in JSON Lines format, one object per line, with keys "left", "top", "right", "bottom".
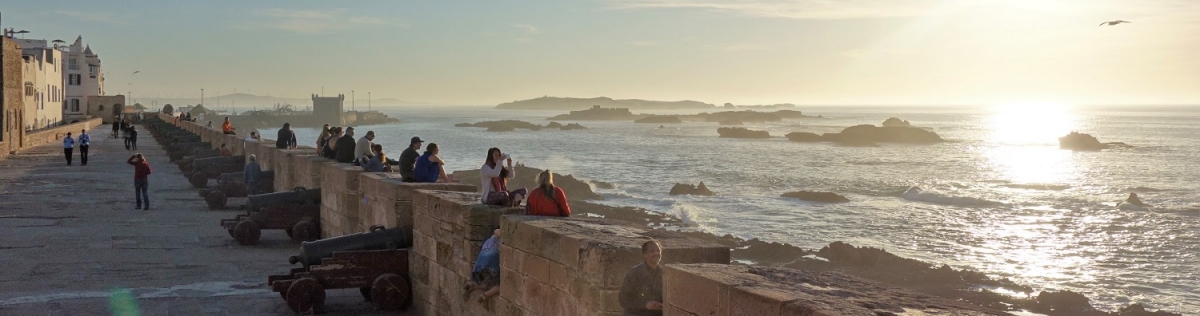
{"left": 205, "top": 191, "right": 227, "bottom": 209}
{"left": 188, "top": 173, "right": 208, "bottom": 188}
{"left": 233, "top": 220, "right": 261, "bottom": 245}
{"left": 291, "top": 220, "right": 320, "bottom": 243}
{"left": 227, "top": 229, "right": 236, "bottom": 239}
{"left": 286, "top": 277, "right": 325, "bottom": 314}
{"left": 359, "top": 287, "right": 372, "bottom": 302}
{"left": 370, "top": 274, "right": 412, "bottom": 311}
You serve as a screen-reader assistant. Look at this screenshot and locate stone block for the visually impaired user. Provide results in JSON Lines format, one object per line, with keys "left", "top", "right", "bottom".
{"left": 500, "top": 267, "right": 524, "bottom": 308}
{"left": 496, "top": 296, "right": 529, "bottom": 316}
{"left": 663, "top": 264, "right": 733, "bottom": 316}
{"left": 525, "top": 254, "right": 550, "bottom": 284}
{"left": 547, "top": 261, "right": 569, "bottom": 292}
{"left": 321, "top": 163, "right": 364, "bottom": 192}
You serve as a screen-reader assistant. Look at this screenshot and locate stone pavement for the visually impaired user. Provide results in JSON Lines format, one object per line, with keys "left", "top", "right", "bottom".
{"left": 0, "top": 127, "right": 409, "bottom": 315}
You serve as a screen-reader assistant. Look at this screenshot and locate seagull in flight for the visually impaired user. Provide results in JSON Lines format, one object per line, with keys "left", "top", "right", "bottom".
{"left": 133, "top": 71, "right": 140, "bottom": 75}
{"left": 1100, "top": 20, "right": 1131, "bottom": 26}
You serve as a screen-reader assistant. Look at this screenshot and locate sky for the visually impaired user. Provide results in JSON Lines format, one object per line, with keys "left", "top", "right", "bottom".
{"left": 2, "top": 0, "right": 1198, "bottom": 106}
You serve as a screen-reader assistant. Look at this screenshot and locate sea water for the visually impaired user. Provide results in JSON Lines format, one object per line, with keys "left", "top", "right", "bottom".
{"left": 263, "top": 105, "right": 1199, "bottom": 313}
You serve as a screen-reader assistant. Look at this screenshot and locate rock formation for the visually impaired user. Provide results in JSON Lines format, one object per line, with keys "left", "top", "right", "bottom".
{"left": 559, "top": 123, "right": 587, "bottom": 130}
{"left": 717, "top": 127, "right": 770, "bottom": 138}
{"left": 545, "top": 121, "right": 563, "bottom": 128}
{"left": 1059, "top": 132, "right": 1108, "bottom": 151}
{"left": 547, "top": 106, "right": 636, "bottom": 120}
{"left": 784, "top": 132, "right": 823, "bottom": 142}
{"left": 781, "top": 191, "right": 850, "bottom": 203}
{"left": 633, "top": 115, "right": 683, "bottom": 124}
{"left": 717, "top": 119, "right": 743, "bottom": 125}
{"left": 882, "top": 117, "right": 912, "bottom": 127}
{"left": 456, "top": 120, "right": 543, "bottom": 131}
{"left": 669, "top": 182, "right": 715, "bottom": 196}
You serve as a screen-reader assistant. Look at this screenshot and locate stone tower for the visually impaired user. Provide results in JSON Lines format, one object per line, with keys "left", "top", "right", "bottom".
{"left": 312, "top": 94, "right": 344, "bottom": 125}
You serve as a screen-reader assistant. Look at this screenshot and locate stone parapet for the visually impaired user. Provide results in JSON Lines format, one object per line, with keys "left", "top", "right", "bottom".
{"left": 319, "top": 162, "right": 366, "bottom": 237}
{"left": 662, "top": 264, "right": 1002, "bottom": 316}
{"left": 498, "top": 216, "right": 731, "bottom": 316}
{"left": 358, "top": 172, "right": 476, "bottom": 231}
{"left": 409, "top": 190, "right": 523, "bottom": 316}
{"left": 272, "top": 147, "right": 315, "bottom": 192}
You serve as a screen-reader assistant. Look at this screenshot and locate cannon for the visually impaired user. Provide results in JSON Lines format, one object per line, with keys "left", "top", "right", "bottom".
{"left": 201, "top": 171, "right": 276, "bottom": 209}
{"left": 268, "top": 226, "right": 413, "bottom": 314}
{"left": 289, "top": 226, "right": 412, "bottom": 268}
{"left": 220, "top": 203, "right": 320, "bottom": 245}
{"left": 167, "top": 142, "right": 211, "bottom": 161}
{"left": 188, "top": 155, "right": 246, "bottom": 187}
{"left": 245, "top": 187, "right": 321, "bottom": 215}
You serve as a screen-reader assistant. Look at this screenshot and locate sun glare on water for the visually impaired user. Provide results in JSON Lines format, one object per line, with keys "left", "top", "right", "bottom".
{"left": 982, "top": 102, "right": 1083, "bottom": 185}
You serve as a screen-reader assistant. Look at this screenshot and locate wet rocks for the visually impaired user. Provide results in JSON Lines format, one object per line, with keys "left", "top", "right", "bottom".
{"left": 717, "top": 127, "right": 770, "bottom": 138}
{"left": 669, "top": 182, "right": 715, "bottom": 196}
{"left": 559, "top": 123, "right": 587, "bottom": 130}
{"left": 882, "top": 117, "right": 912, "bottom": 127}
{"left": 784, "top": 132, "right": 823, "bottom": 142}
{"left": 781, "top": 191, "right": 849, "bottom": 203}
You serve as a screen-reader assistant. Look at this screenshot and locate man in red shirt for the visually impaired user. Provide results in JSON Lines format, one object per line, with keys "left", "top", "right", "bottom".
{"left": 127, "top": 154, "right": 152, "bottom": 210}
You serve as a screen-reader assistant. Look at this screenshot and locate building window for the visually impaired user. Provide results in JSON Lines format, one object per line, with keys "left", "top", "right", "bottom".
{"left": 69, "top": 74, "right": 81, "bottom": 85}
{"left": 69, "top": 58, "right": 78, "bottom": 70}
{"left": 71, "top": 99, "right": 80, "bottom": 112}
{"left": 89, "top": 65, "right": 97, "bottom": 75}
{"left": 25, "top": 83, "right": 33, "bottom": 96}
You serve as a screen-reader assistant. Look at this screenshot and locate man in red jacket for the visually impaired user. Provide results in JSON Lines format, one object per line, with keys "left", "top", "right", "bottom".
{"left": 127, "top": 154, "right": 152, "bottom": 210}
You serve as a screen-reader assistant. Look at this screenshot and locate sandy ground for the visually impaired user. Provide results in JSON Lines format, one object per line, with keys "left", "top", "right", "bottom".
{"left": 0, "top": 126, "right": 408, "bottom": 315}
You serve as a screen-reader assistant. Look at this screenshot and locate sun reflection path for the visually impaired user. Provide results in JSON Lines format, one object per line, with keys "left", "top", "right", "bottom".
{"left": 983, "top": 103, "right": 1084, "bottom": 185}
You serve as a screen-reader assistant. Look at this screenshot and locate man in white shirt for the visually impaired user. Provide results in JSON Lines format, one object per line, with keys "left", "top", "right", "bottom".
{"left": 63, "top": 132, "right": 76, "bottom": 166}
{"left": 244, "top": 131, "right": 259, "bottom": 149}
{"left": 354, "top": 131, "right": 376, "bottom": 162}
{"left": 79, "top": 129, "right": 91, "bottom": 166}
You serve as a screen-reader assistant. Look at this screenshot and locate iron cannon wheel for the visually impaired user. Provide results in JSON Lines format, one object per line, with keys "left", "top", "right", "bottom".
{"left": 188, "top": 173, "right": 208, "bottom": 188}
{"left": 370, "top": 274, "right": 412, "bottom": 311}
{"left": 285, "top": 277, "right": 325, "bottom": 315}
{"left": 291, "top": 220, "right": 320, "bottom": 243}
{"left": 205, "top": 191, "right": 228, "bottom": 209}
{"left": 233, "top": 220, "right": 261, "bottom": 245}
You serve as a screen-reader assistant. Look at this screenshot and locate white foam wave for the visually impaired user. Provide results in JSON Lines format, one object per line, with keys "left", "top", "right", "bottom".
{"left": 901, "top": 186, "right": 1003, "bottom": 207}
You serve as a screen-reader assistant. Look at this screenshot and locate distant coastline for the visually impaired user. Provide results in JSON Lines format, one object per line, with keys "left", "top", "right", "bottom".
{"left": 495, "top": 96, "right": 796, "bottom": 110}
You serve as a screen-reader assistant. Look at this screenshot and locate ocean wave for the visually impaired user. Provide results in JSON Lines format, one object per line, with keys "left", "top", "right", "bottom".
{"left": 901, "top": 186, "right": 1004, "bottom": 207}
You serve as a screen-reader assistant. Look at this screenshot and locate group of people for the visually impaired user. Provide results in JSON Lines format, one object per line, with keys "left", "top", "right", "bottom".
{"left": 111, "top": 119, "right": 138, "bottom": 150}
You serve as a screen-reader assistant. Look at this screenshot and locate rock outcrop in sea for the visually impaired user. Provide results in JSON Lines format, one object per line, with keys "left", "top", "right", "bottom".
{"left": 456, "top": 120, "right": 586, "bottom": 132}
{"left": 717, "top": 127, "right": 771, "bottom": 138}
{"left": 633, "top": 115, "right": 683, "bottom": 124}
{"left": 1059, "top": 132, "right": 1131, "bottom": 151}
{"left": 781, "top": 191, "right": 849, "bottom": 203}
{"left": 882, "top": 117, "right": 913, "bottom": 127}
{"left": 786, "top": 124, "right": 944, "bottom": 146}
{"left": 547, "top": 106, "right": 636, "bottom": 120}
{"left": 669, "top": 182, "right": 715, "bottom": 196}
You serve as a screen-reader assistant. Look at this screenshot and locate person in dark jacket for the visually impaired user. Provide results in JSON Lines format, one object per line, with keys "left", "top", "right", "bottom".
{"left": 334, "top": 127, "right": 358, "bottom": 163}
{"left": 111, "top": 120, "right": 120, "bottom": 138}
{"left": 78, "top": 129, "right": 91, "bottom": 166}
{"left": 619, "top": 240, "right": 664, "bottom": 316}
{"left": 244, "top": 154, "right": 262, "bottom": 196}
{"left": 398, "top": 137, "right": 424, "bottom": 182}
{"left": 126, "top": 126, "right": 138, "bottom": 150}
{"left": 127, "top": 153, "right": 153, "bottom": 210}
{"left": 276, "top": 122, "right": 298, "bottom": 149}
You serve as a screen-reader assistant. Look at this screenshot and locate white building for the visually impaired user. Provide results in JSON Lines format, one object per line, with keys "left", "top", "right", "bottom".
{"left": 15, "top": 38, "right": 65, "bottom": 130}
{"left": 62, "top": 36, "right": 104, "bottom": 121}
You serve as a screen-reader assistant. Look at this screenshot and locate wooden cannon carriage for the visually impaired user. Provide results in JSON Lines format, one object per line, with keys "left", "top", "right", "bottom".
{"left": 200, "top": 171, "right": 276, "bottom": 209}
{"left": 219, "top": 188, "right": 321, "bottom": 245}
{"left": 268, "top": 226, "right": 413, "bottom": 314}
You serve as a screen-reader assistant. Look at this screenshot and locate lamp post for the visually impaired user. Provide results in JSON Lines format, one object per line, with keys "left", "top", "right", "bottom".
{"left": 200, "top": 88, "right": 204, "bottom": 107}
{"left": 368, "top": 92, "right": 371, "bottom": 111}
{"left": 352, "top": 90, "right": 355, "bottom": 112}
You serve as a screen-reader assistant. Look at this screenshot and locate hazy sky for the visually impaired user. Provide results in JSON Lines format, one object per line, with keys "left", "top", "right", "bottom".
{"left": 3, "top": 0, "right": 1198, "bottom": 106}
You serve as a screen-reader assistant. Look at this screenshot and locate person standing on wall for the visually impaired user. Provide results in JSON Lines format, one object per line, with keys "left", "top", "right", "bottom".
{"left": 78, "top": 129, "right": 91, "bottom": 166}
{"left": 276, "top": 123, "right": 297, "bottom": 149}
{"left": 127, "top": 153, "right": 152, "bottom": 210}
{"left": 399, "top": 137, "right": 423, "bottom": 182}
{"left": 619, "top": 240, "right": 665, "bottom": 316}
{"left": 63, "top": 132, "right": 76, "bottom": 166}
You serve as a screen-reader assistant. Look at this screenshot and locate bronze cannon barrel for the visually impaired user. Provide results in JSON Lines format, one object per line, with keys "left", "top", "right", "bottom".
{"left": 245, "top": 187, "right": 321, "bottom": 213}
{"left": 288, "top": 226, "right": 412, "bottom": 267}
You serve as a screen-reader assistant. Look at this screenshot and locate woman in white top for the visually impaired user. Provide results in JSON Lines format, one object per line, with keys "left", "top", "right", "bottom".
{"left": 480, "top": 148, "right": 525, "bottom": 206}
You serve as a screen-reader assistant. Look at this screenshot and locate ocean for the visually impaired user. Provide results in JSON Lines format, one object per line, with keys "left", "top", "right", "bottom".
{"left": 261, "top": 105, "right": 1199, "bottom": 314}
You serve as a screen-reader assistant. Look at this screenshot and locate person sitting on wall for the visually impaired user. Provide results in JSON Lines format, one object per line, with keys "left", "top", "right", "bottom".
{"left": 619, "top": 240, "right": 664, "bottom": 316}
{"left": 413, "top": 143, "right": 453, "bottom": 183}
{"left": 464, "top": 228, "right": 502, "bottom": 302}
{"left": 221, "top": 117, "right": 236, "bottom": 135}
{"left": 322, "top": 127, "right": 342, "bottom": 159}
{"left": 399, "top": 137, "right": 424, "bottom": 182}
{"left": 335, "top": 127, "right": 358, "bottom": 163}
{"left": 219, "top": 143, "right": 233, "bottom": 157}
{"left": 244, "top": 154, "right": 262, "bottom": 196}
{"left": 360, "top": 144, "right": 389, "bottom": 172}
{"left": 207, "top": 121, "right": 213, "bottom": 128}
{"left": 486, "top": 168, "right": 527, "bottom": 207}
{"left": 275, "top": 123, "right": 297, "bottom": 150}
{"left": 355, "top": 131, "right": 376, "bottom": 163}
{"left": 245, "top": 131, "right": 260, "bottom": 150}
{"left": 315, "top": 124, "right": 331, "bottom": 155}
{"left": 525, "top": 170, "right": 571, "bottom": 217}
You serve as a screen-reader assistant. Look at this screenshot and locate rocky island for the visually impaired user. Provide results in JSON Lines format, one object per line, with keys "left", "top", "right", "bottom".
{"left": 669, "top": 182, "right": 715, "bottom": 196}
{"left": 717, "top": 127, "right": 771, "bottom": 138}
{"left": 498, "top": 96, "right": 715, "bottom": 110}
{"left": 455, "top": 120, "right": 587, "bottom": 131}
{"left": 1059, "top": 132, "right": 1129, "bottom": 151}
{"left": 633, "top": 115, "right": 683, "bottom": 124}
{"left": 787, "top": 118, "right": 944, "bottom": 146}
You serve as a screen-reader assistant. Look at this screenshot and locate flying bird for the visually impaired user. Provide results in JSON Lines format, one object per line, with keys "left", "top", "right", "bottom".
{"left": 1100, "top": 20, "right": 1131, "bottom": 26}
{"left": 133, "top": 71, "right": 140, "bottom": 75}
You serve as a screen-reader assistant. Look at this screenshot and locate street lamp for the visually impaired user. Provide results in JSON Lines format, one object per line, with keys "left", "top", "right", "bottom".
{"left": 352, "top": 90, "right": 355, "bottom": 112}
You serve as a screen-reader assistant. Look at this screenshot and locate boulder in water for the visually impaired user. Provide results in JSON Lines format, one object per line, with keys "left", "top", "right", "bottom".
{"left": 785, "top": 132, "right": 823, "bottom": 142}
{"left": 1059, "top": 132, "right": 1108, "bottom": 151}
{"left": 546, "top": 121, "right": 564, "bottom": 128}
{"left": 560, "top": 123, "right": 587, "bottom": 130}
{"left": 881, "top": 117, "right": 912, "bottom": 127}
{"left": 669, "top": 182, "right": 715, "bottom": 196}
{"left": 717, "top": 127, "right": 770, "bottom": 138}
{"left": 781, "top": 191, "right": 850, "bottom": 203}
{"left": 823, "top": 124, "right": 943, "bottom": 145}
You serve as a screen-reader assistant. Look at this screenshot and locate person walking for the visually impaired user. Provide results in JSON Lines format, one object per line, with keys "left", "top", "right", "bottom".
{"left": 244, "top": 154, "right": 262, "bottom": 196}
{"left": 111, "top": 120, "right": 120, "bottom": 138}
{"left": 126, "top": 126, "right": 139, "bottom": 150}
{"left": 399, "top": 137, "right": 424, "bottom": 182}
{"left": 78, "top": 129, "right": 91, "bottom": 166}
{"left": 276, "top": 123, "right": 297, "bottom": 149}
{"left": 63, "top": 132, "right": 76, "bottom": 166}
{"left": 127, "top": 153, "right": 152, "bottom": 210}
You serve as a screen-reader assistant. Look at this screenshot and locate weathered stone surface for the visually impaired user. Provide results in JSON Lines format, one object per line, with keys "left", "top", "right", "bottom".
{"left": 664, "top": 264, "right": 1005, "bottom": 316}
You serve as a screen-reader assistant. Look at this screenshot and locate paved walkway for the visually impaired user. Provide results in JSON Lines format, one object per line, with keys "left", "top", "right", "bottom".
{"left": 0, "top": 127, "right": 402, "bottom": 315}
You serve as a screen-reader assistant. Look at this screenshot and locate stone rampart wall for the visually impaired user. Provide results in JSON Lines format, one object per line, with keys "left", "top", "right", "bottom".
{"left": 151, "top": 112, "right": 992, "bottom": 316}
{"left": 20, "top": 117, "right": 104, "bottom": 151}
